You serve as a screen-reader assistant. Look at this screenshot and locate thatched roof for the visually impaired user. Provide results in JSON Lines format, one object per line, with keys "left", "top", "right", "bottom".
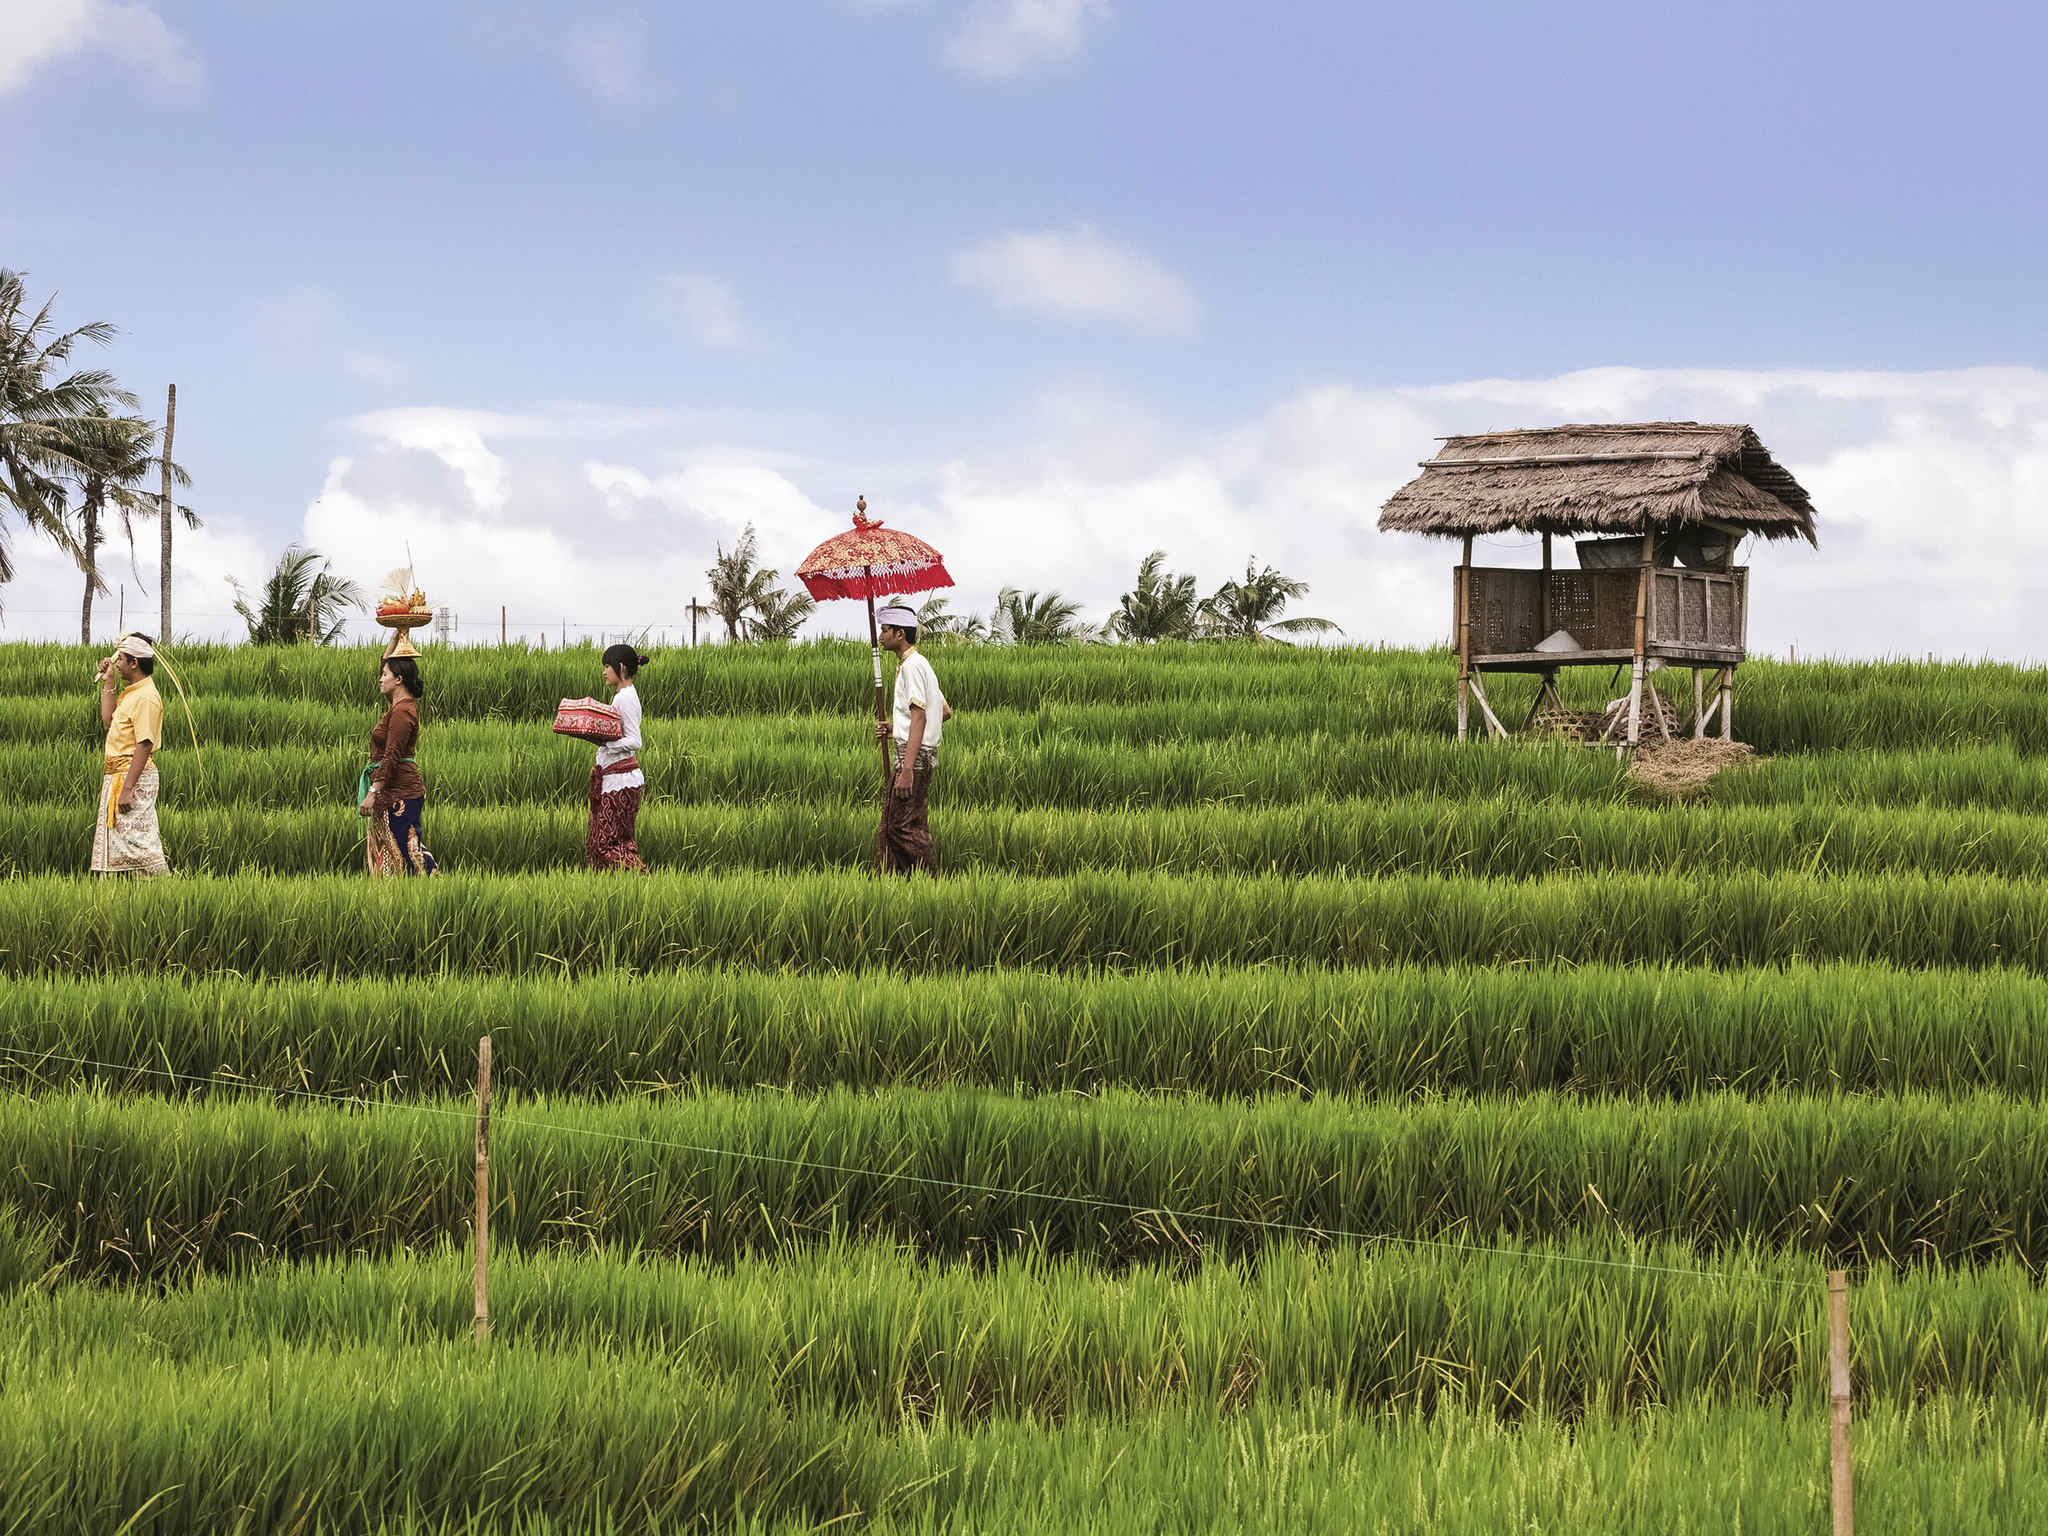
{"left": 1378, "top": 422, "right": 1818, "bottom": 543}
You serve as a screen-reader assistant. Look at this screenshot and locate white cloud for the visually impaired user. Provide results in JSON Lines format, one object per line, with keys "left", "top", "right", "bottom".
{"left": 661, "top": 273, "right": 749, "bottom": 351}
{"left": 8, "top": 367, "right": 2045, "bottom": 662}
{"left": 953, "top": 227, "right": 1197, "bottom": 335}
{"left": 945, "top": 0, "right": 1108, "bottom": 77}
{"left": 0, "top": 0, "right": 202, "bottom": 99}
{"left": 567, "top": 16, "right": 652, "bottom": 103}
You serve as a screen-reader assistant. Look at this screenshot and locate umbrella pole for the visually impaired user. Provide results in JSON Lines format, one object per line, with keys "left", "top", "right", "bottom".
{"left": 866, "top": 580, "right": 891, "bottom": 787}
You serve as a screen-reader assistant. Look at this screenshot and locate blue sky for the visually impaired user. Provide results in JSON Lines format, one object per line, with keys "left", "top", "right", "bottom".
{"left": 4, "top": 0, "right": 2046, "bottom": 653}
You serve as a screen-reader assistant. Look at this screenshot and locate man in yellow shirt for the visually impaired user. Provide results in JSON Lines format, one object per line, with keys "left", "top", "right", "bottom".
{"left": 93, "top": 632, "right": 170, "bottom": 876}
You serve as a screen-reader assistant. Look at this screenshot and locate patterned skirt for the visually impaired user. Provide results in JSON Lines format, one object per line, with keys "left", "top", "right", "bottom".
{"left": 875, "top": 744, "right": 939, "bottom": 876}
{"left": 587, "top": 760, "right": 647, "bottom": 872}
{"left": 91, "top": 762, "right": 169, "bottom": 876}
{"left": 367, "top": 796, "right": 438, "bottom": 877}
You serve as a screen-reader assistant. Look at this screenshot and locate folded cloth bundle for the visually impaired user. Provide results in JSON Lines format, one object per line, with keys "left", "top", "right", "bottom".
{"left": 553, "top": 697, "right": 623, "bottom": 742}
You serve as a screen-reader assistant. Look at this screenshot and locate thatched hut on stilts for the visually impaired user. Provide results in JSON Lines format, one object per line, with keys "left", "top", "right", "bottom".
{"left": 1378, "top": 422, "right": 1818, "bottom": 751}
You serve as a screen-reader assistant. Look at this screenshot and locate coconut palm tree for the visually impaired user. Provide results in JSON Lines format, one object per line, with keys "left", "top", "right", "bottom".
{"left": 63, "top": 409, "right": 195, "bottom": 643}
{"left": 231, "top": 544, "right": 367, "bottom": 645}
{"left": 914, "top": 596, "right": 990, "bottom": 645}
{"left": 0, "top": 268, "right": 136, "bottom": 607}
{"left": 1199, "top": 559, "right": 1343, "bottom": 644}
{"left": 746, "top": 585, "right": 815, "bottom": 641}
{"left": 706, "top": 524, "right": 786, "bottom": 641}
{"left": 1105, "top": 550, "right": 1200, "bottom": 643}
{"left": 992, "top": 586, "right": 1089, "bottom": 646}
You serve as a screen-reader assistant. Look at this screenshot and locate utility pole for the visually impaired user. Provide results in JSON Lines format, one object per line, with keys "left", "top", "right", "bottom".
{"left": 158, "top": 383, "right": 176, "bottom": 641}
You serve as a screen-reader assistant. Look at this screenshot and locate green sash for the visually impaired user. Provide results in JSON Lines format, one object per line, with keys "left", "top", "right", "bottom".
{"left": 357, "top": 758, "right": 416, "bottom": 804}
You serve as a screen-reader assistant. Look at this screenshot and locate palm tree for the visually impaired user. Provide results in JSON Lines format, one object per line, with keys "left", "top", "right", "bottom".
{"left": 63, "top": 410, "right": 195, "bottom": 643}
{"left": 992, "top": 586, "right": 1089, "bottom": 646}
{"left": 706, "top": 524, "right": 786, "bottom": 641}
{"left": 1199, "top": 559, "right": 1343, "bottom": 644}
{"left": 746, "top": 585, "right": 815, "bottom": 641}
{"left": 1106, "top": 550, "right": 1200, "bottom": 643}
{"left": 915, "top": 596, "right": 990, "bottom": 645}
{"left": 0, "top": 268, "right": 137, "bottom": 608}
{"left": 231, "top": 544, "right": 367, "bottom": 644}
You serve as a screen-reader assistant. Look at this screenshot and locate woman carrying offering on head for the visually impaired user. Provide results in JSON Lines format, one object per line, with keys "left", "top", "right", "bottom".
{"left": 588, "top": 644, "right": 649, "bottom": 872}
{"left": 360, "top": 640, "right": 437, "bottom": 876}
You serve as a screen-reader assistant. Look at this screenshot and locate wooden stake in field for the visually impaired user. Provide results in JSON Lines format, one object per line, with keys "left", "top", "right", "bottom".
{"left": 796, "top": 497, "right": 956, "bottom": 789}
{"left": 158, "top": 383, "right": 176, "bottom": 641}
{"left": 1829, "top": 1269, "right": 1853, "bottom": 1535}
{"left": 474, "top": 1034, "right": 492, "bottom": 1345}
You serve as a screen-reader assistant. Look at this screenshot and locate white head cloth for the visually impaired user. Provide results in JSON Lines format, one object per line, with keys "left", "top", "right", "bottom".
{"left": 115, "top": 634, "right": 155, "bottom": 660}
{"left": 876, "top": 605, "right": 918, "bottom": 629}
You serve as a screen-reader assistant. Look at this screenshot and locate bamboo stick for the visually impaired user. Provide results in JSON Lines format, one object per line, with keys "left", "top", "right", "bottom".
{"left": 1829, "top": 1270, "right": 1853, "bottom": 1535}
{"left": 474, "top": 1035, "right": 492, "bottom": 1345}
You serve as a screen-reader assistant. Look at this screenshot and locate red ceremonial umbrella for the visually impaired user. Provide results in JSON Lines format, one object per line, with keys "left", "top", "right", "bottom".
{"left": 797, "top": 497, "right": 954, "bottom": 783}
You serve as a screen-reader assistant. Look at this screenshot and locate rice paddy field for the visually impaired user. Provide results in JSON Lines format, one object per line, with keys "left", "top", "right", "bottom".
{"left": 6, "top": 636, "right": 2048, "bottom": 1534}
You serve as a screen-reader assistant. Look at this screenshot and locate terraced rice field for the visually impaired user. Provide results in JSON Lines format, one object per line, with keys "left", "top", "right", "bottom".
{"left": 5, "top": 637, "right": 2047, "bottom": 1533}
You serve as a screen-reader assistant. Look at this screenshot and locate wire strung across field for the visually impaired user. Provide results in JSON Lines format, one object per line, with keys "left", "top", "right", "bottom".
{"left": 0, "top": 1040, "right": 1818, "bottom": 1292}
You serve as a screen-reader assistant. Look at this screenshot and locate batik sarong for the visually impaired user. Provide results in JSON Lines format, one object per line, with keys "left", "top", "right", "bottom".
{"left": 91, "top": 759, "right": 169, "bottom": 876}
{"left": 367, "top": 796, "right": 437, "bottom": 876}
{"left": 587, "top": 758, "right": 647, "bottom": 871}
{"left": 875, "top": 744, "right": 939, "bottom": 876}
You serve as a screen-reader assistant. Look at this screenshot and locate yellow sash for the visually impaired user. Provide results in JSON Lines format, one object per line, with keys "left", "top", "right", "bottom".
{"left": 102, "top": 755, "right": 132, "bottom": 828}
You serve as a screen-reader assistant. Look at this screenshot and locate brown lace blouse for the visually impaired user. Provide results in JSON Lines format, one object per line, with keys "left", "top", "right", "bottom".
{"left": 368, "top": 696, "right": 426, "bottom": 803}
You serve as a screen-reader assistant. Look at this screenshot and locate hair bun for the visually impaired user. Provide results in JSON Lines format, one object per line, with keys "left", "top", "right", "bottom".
{"left": 636, "top": 652, "right": 651, "bottom": 668}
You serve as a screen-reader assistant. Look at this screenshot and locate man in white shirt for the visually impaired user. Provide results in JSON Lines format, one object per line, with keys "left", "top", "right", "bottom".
{"left": 872, "top": 604, "right": 951, "bottom": 875}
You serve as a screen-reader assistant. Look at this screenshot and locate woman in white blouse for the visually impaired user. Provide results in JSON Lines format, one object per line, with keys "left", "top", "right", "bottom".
{"left": 587, "top": 644, "right": 649, "bottom": 871}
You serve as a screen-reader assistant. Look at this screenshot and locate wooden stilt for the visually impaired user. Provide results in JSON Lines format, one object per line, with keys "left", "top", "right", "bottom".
{"left": 1721, "top": 666, "right": 1736, "bottom": 741}
{"left": 1692, "top": 668, "right": 1705, "bottom": 736}
{"left": 1521, "top": 668, "right": 1560, "bottom": 730}
{"left": 1625, "top": 529, "right": 1654, "bottom": 748}
{"left": 1456, "top": 535, "right": 1474, "bottom": 742}
{"left": 1469, "top": 672, "right": 1509, "bottom": 739}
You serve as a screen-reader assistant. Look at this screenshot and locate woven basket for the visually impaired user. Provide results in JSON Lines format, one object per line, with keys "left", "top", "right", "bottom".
{"left": 552, "top": 697, "right": 622, "bottom": 742}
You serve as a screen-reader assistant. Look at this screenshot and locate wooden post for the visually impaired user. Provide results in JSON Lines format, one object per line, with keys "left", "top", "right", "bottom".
{"left": 691, "top": 598, "right": 700, "bottom": 648}
{"left": 1721, "top": 667, "right": 1736, "bottom": 741}
{"left": 1625, "top": 529, "right": 1653, "bottom": 749}
{"left": 474, "top": 1035, "right": 492, "bottom": 1345}
{"left": 1829, "top": 1270, "right": 1853, "bottom": 1536}
{"left": 866, "top": 569, "right": 894, "bottom": 786}
{"left": 159, "top": 383, "right": 176, "bottom": 641}
{"left": 500, "top": 605, "right": 507, "bottom": 646}
{"left": 1692, "top": 667, "right": 1705, "bottom": 737}
{"left": 1457, "top": 535, "right": 1474, "bottom": 742}
{"left": 1539, "top": 531, "right": 1552, "bottom": 638}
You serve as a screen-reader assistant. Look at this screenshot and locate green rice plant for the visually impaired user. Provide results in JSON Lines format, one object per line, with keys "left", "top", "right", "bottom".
{"left": 0, "top": 1340, "right": 892, "bottom": 1536}
{"left": 4, "top": 1086, "right": 2046, "bottom": 1277}
{"left": 12, "top": 639, "right": 2048, "bottom": 753}
{"left": 9, "top": 868, "right": 2048, "bottom": 977}
{"left": 8, "top": 1240, "right": 2044, "bottom": 1415}
{"left": 0, "top": 729, "right": 1628, "bottom": 814}
{"left": 0, "top": 639, "right": 1456, "bottom": 719}
{"left": 6, "top": 964, "right": 2048, "bottom": 1103}
{"left": 1, "top": 1386, "right": 2043, "bottom": 1535}
{"left": 23, "top": 794, "right": 2048, "bottom": 882}
{"left": 880, "top": 1397, "right": 2048, "bottom": 1536}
